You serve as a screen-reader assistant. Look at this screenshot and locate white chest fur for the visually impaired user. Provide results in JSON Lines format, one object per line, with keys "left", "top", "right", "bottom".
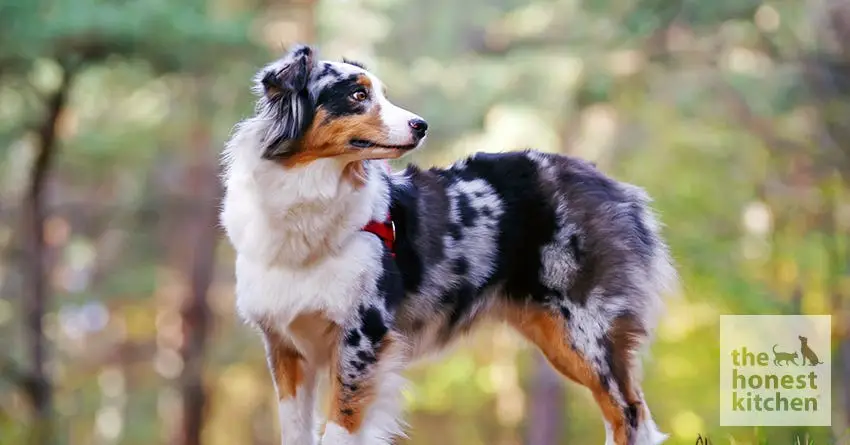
{"left": 233, "top": 234, "right": 383, "bottom": 328}
{"left": 220, "top": 121, "right": 391, "bottom": 347}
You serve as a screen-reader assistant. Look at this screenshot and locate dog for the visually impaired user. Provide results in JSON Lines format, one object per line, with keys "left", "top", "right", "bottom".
{"left": 220, "top": 45, "right": 677, "bottom": 445}
{"left": 772, "top": 344, "right": 798, "bottom": 366}
{"left": 799, "top": 336, "right": 823, "bottom": 366}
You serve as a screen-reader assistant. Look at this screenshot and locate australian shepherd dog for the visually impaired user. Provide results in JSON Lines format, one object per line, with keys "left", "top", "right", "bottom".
{"left": 220, "top": 45, "right": 676, "bottom": 445}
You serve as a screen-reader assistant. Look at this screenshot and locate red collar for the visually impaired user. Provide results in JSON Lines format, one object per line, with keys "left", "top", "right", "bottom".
{"left": 362, "top": 161, "right": 396, "bottom": 256}
{"left": 362, "top": 214, "right": 395, "bottom": 256}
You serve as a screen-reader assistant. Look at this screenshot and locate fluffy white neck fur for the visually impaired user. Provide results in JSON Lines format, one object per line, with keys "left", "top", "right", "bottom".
{"left": 220, "top": 119, "right": 391, "bottom": 267}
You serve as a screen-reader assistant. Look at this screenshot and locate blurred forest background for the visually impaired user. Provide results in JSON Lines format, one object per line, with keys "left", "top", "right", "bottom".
{"left": 2, "top": 0, "right": 850, "bottom": 444}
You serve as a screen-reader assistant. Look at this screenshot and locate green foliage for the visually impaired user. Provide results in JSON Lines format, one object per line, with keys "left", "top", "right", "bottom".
{"left": 0, "top": 0, "right": 257, "bottom": 73}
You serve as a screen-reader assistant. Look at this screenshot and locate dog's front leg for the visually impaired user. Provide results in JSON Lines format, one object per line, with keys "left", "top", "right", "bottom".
{"left": 322, "top": 306, "right": 405, "bottom": 445}
{"left": 263, "top": 328, "right": 318, "bottom": 445}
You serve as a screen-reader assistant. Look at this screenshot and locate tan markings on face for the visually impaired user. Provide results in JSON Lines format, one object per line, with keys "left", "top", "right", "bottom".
{"left": 281, "top": 76, "right": 405, "bottom": 187}
{"left": 263, "top": 328, "right": 305, "bottom": 400}
{"left": 503, "top": 306, "right": 632, "bottom": 445}
{"left": 278, "top": 109, "right": 382, "bottom": 166}
{"left": 355, "top": 73, "right": 372, "bottom": 89}
{"left": 327, "top": 333, "right": 401, "bottom": 434}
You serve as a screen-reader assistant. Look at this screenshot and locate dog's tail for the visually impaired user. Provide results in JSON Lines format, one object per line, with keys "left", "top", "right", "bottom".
{"left": 626, "top": 184, "right": 680, "bottom": 336}
{"left": 773, "top": 344, "right": 779, "bottom": 354}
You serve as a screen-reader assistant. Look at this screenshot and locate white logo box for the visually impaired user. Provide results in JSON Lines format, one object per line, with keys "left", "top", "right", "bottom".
{"left": 719, "top": 315, "right": 831, "bottom": 426}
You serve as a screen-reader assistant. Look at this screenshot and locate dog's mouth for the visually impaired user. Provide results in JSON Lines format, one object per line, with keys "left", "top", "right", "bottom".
{"left": 350, "top": 139, "right": 418, "bottom": 151}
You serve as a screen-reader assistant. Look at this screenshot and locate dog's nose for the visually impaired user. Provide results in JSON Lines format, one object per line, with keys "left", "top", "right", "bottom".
{"left": 408, "top": 118, "right": 428, "bottom": 138}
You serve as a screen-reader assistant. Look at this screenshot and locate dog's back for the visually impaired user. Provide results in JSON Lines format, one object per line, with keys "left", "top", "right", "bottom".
{"left": 389, "top": 150, "right": 675, "bottom": 345}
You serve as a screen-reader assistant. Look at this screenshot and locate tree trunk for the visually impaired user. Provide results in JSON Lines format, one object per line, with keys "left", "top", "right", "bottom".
{"left": 176, "top": 180, "right": 218, "bottom": 445}
{"left": 526, "top": 353, "right": 566, "bottom": 445}
{"left": 23, "top": 65, "right": 74, "bottom": 445}
{"left": 174, "top": 77, "right": 221, "bottom": 445}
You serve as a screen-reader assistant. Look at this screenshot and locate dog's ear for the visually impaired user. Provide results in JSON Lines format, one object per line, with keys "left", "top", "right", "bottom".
{"left": 261, "top": 45, "right": 312, "bottom": 99}
{"left": 258, "top": 45, "right": 316, "bottom": 160}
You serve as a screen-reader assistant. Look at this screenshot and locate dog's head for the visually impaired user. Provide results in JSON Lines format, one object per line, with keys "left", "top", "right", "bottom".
{"left": 799, "top": 335, "right": 808, "bottom": 343}
{"left": 252, "top": 45, "right": 427, "bottom": 166}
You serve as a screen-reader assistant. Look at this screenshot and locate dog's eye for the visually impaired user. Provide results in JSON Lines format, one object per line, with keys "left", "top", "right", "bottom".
{"left": 351, "top": 90, "right": 368, "bottom": 102}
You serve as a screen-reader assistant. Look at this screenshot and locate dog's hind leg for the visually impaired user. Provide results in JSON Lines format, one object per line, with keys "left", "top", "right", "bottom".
{"left": 506, "top": 306, "right": 666, "bottom": 445}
